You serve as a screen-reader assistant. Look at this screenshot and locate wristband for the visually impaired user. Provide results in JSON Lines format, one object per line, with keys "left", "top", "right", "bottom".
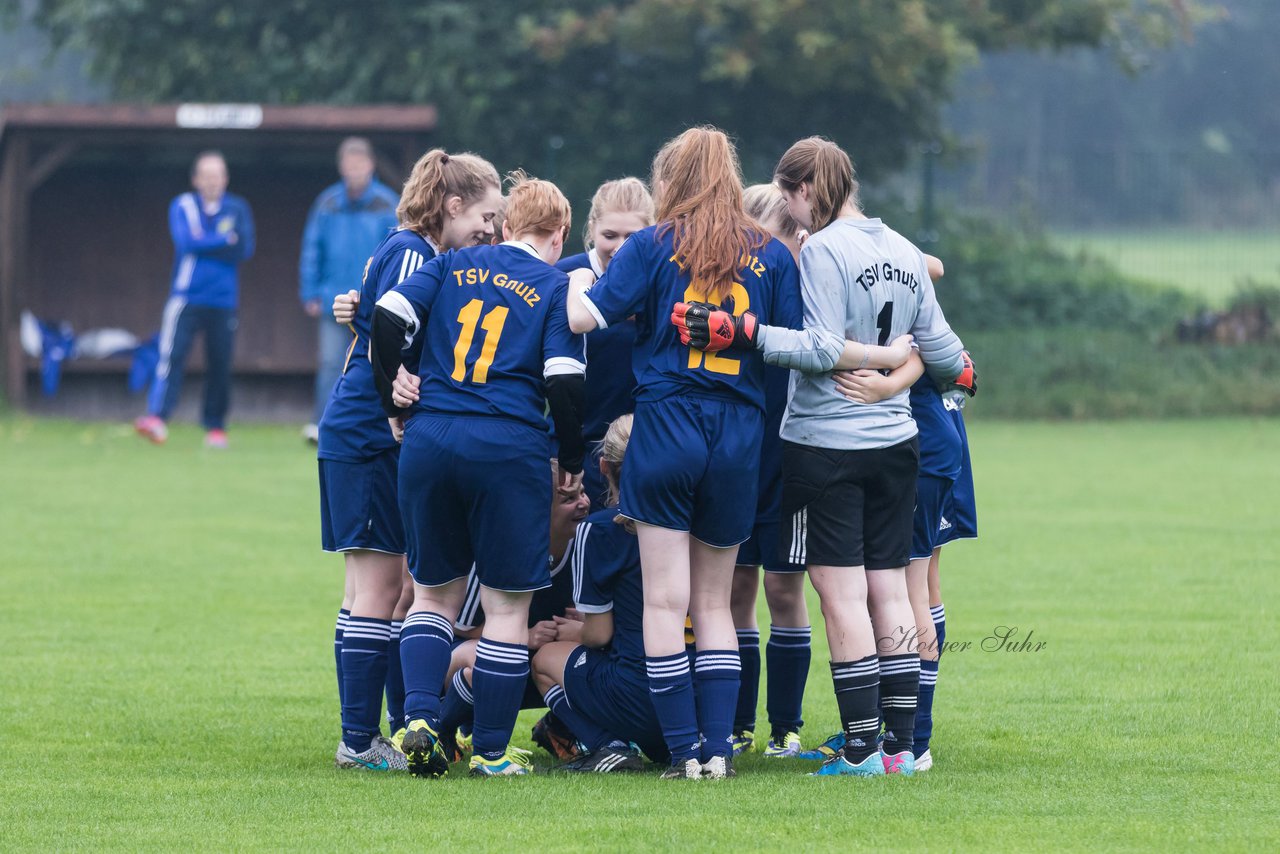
{"left": 858, "top": 348, "right": 870, "bottom": 370}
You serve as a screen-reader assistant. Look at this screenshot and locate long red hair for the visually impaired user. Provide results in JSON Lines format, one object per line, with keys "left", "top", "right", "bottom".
{"left": 652, "top": 127, "right": 763, "bottom": 303}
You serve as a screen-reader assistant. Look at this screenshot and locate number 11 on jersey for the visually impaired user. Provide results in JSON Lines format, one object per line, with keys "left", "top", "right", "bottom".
{"left": 452, "top": 298, "right": 508, "bottom": 384}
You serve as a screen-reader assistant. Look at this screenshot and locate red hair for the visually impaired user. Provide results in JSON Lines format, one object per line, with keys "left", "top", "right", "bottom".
{"left": 652, "top": 127, "right": 763, "bottom": 303}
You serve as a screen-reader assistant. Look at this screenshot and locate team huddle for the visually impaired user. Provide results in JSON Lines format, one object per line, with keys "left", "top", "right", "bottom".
{"left": 318, "top": 127, "right": 977, "bottom": 780}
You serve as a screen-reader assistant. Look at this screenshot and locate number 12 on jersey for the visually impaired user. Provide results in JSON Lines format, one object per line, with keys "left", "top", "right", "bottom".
{"left": 452, "top": 298, "right": 508, "bottom": 384}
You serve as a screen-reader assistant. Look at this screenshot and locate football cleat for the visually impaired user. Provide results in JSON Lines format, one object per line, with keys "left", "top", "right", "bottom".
{"left": 730, "top": 730, "right": 755, "bottom": 757}
{"left": 204, "top": 429, "right": 228, "bottom": 449}
{"left": 913, "top": 748, "right": 933, "bottom": 772}
{"left": 401, "top": 719, "right": 450, "bottom": 778}
{"left": 469, "top": 748, "right": 533, "bottom": 777}
{"left": 559, "top": 744, "right": 644, "bottom": 774}
{"left": 701, "top": 755, "right": 735, "bottom": 780}
{"left": 531, "top": 712, "right": 585, "bottom": 762}
{"left": 763, "top": 731, "right": 803, "bottom": 758}
{"left": 881, "top": 750, "right": 915, "bottom": 775}
{"left": 335, "top": 738, "right": 408, "bottom": 772}
{"left": 389, "top": 727, "right": 407, "bottom": 753}
{"left": 809, "top": 750, "right": 884, "bottom": 777}
{"left": 660, "top": 757, "right": 703, "bottom": 780}
{"left": 134, "top": 415, "right": 168, "bottom": 445}
{"left": 796, "top": 732, "right": 845, "bottom": 761}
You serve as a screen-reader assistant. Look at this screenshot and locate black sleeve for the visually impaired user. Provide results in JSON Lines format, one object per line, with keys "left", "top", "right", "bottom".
{"left": 370, "top": 305, "right": 412, "bottom": 418}
{"left": 546, "top": 373, "right": 586, "bottom": 475}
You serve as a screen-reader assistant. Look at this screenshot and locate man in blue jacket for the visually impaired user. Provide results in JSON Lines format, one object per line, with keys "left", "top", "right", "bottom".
{"left": 136, "top": 151, "right": 255, "bottom": 448}
{"left": 299, "top": 137, "right": 400, "bottom": 443}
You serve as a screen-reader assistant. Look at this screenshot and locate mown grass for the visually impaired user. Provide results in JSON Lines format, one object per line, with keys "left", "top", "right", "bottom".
{"left": 1, "top": 417, "right": 1277, "bottom": 851}
{"left": 1053, "top": 229, "right": 1280, "bottom": 305}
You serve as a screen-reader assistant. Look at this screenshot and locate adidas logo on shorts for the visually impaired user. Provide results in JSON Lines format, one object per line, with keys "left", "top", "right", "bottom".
{"left": 574, "top": 651, "right": 588, "bottom": 668}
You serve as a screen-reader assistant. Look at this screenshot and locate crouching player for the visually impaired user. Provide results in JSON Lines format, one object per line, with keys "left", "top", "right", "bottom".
{"left": 371, "top": 173, "right": 586, "bottom": 778}
{"left": 531, "top": 414, "right": 670, "bottom": 772}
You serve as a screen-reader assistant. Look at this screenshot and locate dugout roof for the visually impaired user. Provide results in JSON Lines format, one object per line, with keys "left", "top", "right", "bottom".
{"left": 0, "top": 102, "right": 437, "bottom": 407}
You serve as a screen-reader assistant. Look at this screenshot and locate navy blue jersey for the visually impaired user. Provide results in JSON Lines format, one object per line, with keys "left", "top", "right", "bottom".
{"left": 910, "top": 376, "right": 964, "bottom": 481}
{"left": 319, "top": 229, "right": 434, "bottom": 462}
{"left": 580, "top": 225, "right": 802, "bottom": 412}
{"left": 572, "top": 509, "right": 645, "bottom": 668}
{"left": 386, "top": 242, "right": 586, "bottom": 430}
{"left": 455, "top": 548, "right": 575, "bottom": 632}
{"left": 557, "top": 250, "right": 637, "bottom": 440}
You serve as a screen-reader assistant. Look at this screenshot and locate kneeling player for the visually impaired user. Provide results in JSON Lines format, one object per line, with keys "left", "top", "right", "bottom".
{"left": 530, "top": 415, "right": 668, "bottom": 772}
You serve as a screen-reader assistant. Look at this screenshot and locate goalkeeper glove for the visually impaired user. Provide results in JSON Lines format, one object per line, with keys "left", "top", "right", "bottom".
{"left": 943, "top": 350, "right": 977, "bottom": 398}
{"left": 671, "top": 301, "right": 759, "bottom": 353}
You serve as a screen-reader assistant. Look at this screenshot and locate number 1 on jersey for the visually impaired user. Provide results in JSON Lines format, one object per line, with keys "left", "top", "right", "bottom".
{"left": 876, "top": 301, "right": 894, "bottom": 346}
{"left": 451, "top": 298, "right": 508, "bottom": 384}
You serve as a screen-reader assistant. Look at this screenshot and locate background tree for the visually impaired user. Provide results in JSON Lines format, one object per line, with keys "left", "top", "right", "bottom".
{"left": 2, "top": 0, "right": 1203, "bottom": 206}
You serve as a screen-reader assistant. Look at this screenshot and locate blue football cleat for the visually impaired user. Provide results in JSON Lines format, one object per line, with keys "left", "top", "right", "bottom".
{"left": 809, "top": 750, "right": 885, "bottom": 777}
{"left": 796, "top": 732, "right": 845, "bottom": 761}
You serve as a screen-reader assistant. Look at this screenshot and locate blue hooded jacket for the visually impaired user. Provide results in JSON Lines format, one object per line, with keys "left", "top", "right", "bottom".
{"left": 168, "top": 191, "right": 255, "bottom": 309}
{"left": 298, "top": 179, "right": 400, "bottom": 305}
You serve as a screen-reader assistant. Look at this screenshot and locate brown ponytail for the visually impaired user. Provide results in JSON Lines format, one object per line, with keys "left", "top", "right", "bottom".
{"left": 651, "top": 126, "right": 764, "bottom": 303}
{"left": 774, "top": 137, "right": 860, "bottom": 232}
{"left": 397, "top": 149, "right": 500, "bottom": 245}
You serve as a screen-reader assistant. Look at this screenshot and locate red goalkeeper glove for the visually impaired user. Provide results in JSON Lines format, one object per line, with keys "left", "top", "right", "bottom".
{"left": 671, "top": 301, "right": 759, "bottom": 353}
{"left": 945, "top": 350, "right": 977, "bottom": 397}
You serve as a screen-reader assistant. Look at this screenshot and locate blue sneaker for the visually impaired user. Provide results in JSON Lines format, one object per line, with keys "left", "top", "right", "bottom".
{"left": 796, "top": 732, "right": 844, "bottom": 761}
{"left": 809, "top": 750, "right": 885, "bottom": 777}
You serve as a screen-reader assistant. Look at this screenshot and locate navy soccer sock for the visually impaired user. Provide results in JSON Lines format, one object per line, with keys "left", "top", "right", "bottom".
{"left": 438, "top": 668, "right": 475, "bottom": 738}
{"left": 914, "top": 658, "right": 939, "bottom": 757}
{"left": 340, "top": 616, "right": 392, "bottom": 753}
{"left": 646, "top": 652, "right": 701, "bottom": 764}
{"left": 543, "top": 684, "right": 611, "bottom": 752}
{"left": 766, "top": 624, "right": 811, "bottom": 739}
{"left": 932, "top": 603, "right": 946, "bottom": 650}
{"left": 831, "top": 655, "right": 880, "bottom": 764}
{"left": 694, "top": 649, "right": 742, "bottom": 762}
{"left": 334, "top": 609, "right": 349, "bottom": 710}
{"left": 399, "top": 611, "right": 454, "bottom": 727}
{"left": 878, "top": 653, "right": 920, "bottom": 756}
{"left": 470, "top": 639, "right": 530, "bottom": 761}
{"left": 384, "top": 619, "right": 405, "bottom": 732}
{"left": 733, "top": 629, "right": 760, "bottom": 734}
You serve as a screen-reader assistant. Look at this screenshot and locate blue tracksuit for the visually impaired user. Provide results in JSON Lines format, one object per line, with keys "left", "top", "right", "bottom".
{"left": 149, "top": 191, "right": 255, "bottom": 427}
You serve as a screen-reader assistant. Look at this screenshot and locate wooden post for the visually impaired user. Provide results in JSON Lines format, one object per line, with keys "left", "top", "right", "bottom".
{"left": 0, "top": 135, "right": 30, "bottom": 406}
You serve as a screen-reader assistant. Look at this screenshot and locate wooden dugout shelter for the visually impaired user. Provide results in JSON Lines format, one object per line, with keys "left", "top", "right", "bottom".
{"left": 0, "top": 102, "right": 436, "bottom": 413}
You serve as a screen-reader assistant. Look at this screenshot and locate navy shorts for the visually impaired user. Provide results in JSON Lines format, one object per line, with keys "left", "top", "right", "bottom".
{"left": 911, "top": 474, "right": 956, "bottom": 560}
{"left": 737, "top": 519, "right": 803, "bottom": 573}
{"left": 944, "top": 409, "right": 978, "bottom": 542}
{"left": 399, "top": 414, "right": 552, "bottom": 592}
{"left": 620, "top": 397, "right": 762, "bottom": 548}
{"left": 318, "top": 450, "right": 405, "bottom": 554}
{"left": 562, "top": 646, "right": 669, "bottom": 763}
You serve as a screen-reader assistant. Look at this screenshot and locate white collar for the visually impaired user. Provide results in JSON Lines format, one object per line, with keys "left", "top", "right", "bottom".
{"left": 502, "top": 240, "right": 542, "bottom": 259}
{"left": 424, "top": 234, "right": 441, "bottom": 254}
{"left": 588, "top": 247, "right": 605, "bottom": 277}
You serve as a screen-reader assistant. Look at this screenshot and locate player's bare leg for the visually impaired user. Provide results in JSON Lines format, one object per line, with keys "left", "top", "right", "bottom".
{"left": 867, "top": 567, "right": 919, "bottom": 772}
{"left": 689, "top": 538, "right": 742, "bottom": 777}
{"left": 636, "top": 523, "right": 700, "bottom": 778}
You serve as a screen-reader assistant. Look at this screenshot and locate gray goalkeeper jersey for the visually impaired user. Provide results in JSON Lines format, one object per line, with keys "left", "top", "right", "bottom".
{"left": 758, "top": 217, "right": 964, "bottom": 451}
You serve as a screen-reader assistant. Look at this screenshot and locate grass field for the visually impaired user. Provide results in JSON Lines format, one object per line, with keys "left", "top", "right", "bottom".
{"left": 1053, "top": 228, "right": 1280, "bottom": 305}
{"left": 2, "top": 417, "right": 1278, "bottom": 851}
